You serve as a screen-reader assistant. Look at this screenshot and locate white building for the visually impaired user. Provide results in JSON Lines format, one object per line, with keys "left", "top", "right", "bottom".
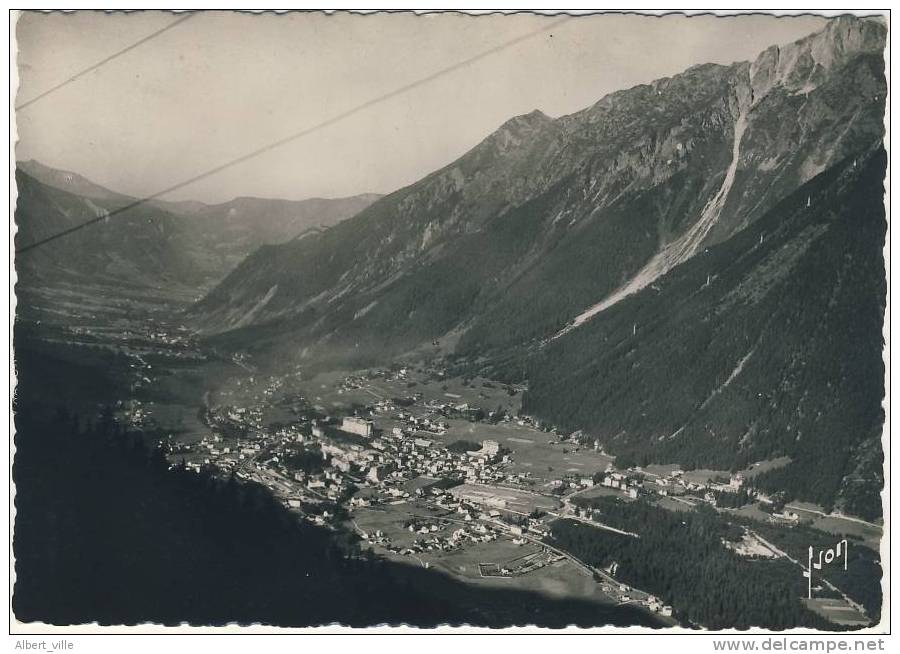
{"left": 474, "top": 440, "right": 500, "bottom": 457}
{"left": 366, "top": 463, "right": 395, "bottom": 483}
{"left": 341, "top": 416, "right": 373, "bottom": 438}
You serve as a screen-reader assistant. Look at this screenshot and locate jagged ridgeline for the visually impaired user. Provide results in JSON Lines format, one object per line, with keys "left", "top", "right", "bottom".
{"left": 189, "top": 17, "right": 886, "bottom": 515}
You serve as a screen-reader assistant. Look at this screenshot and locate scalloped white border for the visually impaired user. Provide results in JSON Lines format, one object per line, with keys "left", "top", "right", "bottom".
{"left": 4, "top": 2, "right": 892, "bottom": 642}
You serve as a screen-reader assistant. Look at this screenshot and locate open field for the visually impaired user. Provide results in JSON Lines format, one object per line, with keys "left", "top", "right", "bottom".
{"left": 407, "top": 533, "right": 623, "bottom": 607}
{"left": 721, "top": 502, "right": 883, "bottom": 551}
{"left": 502, "top": 435, "right": 613, "bottom": 484}
{"left": 571, "top": 484, "right": 635, "bottom": 502}
{"left": 724, "top": 503, "right": 778, "bottom": 523}
{"left": 742, "top": 457, "right": 792, "bottom": 479}
{"left": 433, "top": 536, "right": 540, "bottom": 578}
{"left": 301, "top": 369, "right": 522, "bottom": 415}
{"left": 350, "top": 501, "right": 454, "bottom": 550}
{"left": 679, "top": 468, "right": 730, "bottom": 486}
{"left": 138, "top": 401, "right": 208, "bottom": 441}
{"left": 652, "top": 495, "right": 697, "bottom": 512}
{"left": 783, "top": 505, "right": 883, "bottom": 550}
{"left": 641, "top": 464, "right": 683, "bottom": 478}
{"left": 805, "top": 516, "right": 882, "bottom": 550}
{"left": 432, "top": 420, "right": 615, "bottom": 484}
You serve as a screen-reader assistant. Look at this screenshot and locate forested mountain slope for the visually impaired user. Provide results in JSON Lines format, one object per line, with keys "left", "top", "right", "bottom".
{"left": 522, "top": 149, "right": 886, "bottom": 518}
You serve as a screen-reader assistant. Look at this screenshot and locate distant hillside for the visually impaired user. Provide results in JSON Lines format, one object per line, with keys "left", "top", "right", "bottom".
{"left": 186, "top": 193, "right": 382, "bottom": 268}
{"left": 14, "top": 169, "right": 214, "bottom": 289}
{"left": 14, "top": 163, "right": 380, "bottom": 291}
{"left": 18, "top": 159, "right": 135, "bottom": 203}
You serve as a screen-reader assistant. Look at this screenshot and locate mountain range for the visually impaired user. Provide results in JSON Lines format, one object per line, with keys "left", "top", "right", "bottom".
{"left": 186, "top": 16, "right": 887, "bottom": 516}
{"left": 14, "top": 159, "right": 381, "bottom": 290}
{"left": 193, "top": 16, "right": 884, "bottom": 347}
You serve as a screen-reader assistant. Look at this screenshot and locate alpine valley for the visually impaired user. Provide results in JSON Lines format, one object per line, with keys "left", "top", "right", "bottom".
{"left": 13, "top": 14, "right": 888, "bottom": 630}
{"left": 189, "top": 16, "right": 887, "bottom": 518}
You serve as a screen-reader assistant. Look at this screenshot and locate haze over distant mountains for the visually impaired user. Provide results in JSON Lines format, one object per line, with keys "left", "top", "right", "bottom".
{"left": 186, "top": 16, "right": 887, "bottom": 516}
{"left": 15, "top": 159, "right": 381, "bottom": 289}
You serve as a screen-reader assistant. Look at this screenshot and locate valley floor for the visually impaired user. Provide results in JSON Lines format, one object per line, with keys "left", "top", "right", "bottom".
{"left": 11, "top": 280, "right": 883, "bottom": 630}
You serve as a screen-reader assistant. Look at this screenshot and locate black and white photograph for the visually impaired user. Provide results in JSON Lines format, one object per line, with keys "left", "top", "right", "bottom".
{"left": 8, "top": 6, "right": 891, "bottom": 640}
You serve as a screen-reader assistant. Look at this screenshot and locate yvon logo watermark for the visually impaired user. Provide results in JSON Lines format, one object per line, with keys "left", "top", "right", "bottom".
{"left": 803, "top": 539, "right": 848, "bottom": 599}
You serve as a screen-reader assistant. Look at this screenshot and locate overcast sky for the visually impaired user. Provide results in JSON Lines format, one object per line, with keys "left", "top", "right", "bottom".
{"left": 15, "top": 11, "right": 830, "bottom": 203}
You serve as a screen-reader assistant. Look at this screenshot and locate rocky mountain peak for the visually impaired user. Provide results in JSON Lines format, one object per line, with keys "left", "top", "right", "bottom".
{"left": 483, "top": 109, "right": 553, "bottom": 154}
{"left": 749, "top": 14, "right": 885, "bottom": 102}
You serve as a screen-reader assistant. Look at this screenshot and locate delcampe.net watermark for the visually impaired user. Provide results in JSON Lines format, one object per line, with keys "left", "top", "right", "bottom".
{"left": 713, "top": 638, "right": 885, "bottom": 652}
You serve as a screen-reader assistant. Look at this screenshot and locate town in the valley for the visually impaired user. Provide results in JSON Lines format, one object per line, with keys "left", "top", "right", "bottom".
{"left": 119, "top": 328, "right": 878, "bottom": 628}
{"left": 19, "top": 279, "right": 879, "bottom": 629}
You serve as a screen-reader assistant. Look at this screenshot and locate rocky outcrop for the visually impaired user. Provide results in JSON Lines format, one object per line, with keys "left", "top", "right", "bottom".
{"left": 750, "top": 15, "right": 886, "bottom": 101}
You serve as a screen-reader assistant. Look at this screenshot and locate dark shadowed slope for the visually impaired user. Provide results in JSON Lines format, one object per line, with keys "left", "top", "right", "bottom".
{"left": 12, "top": 403, "right": 661, "bottom": 628}
{"left": 522, "top": 149, "right": 886, "bottom": 519}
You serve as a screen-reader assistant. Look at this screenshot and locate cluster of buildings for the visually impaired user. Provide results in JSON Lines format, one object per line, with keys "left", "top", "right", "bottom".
{"left": 331, "top": 421, "right": 506, "bottom": 488}
{"left": 181, "top": 381, "right": 524, "bottom": 525}
{"left": 477, "top": 548, "right": 563, "bottom": 578}
{"left": 163, "top": 364, "right": 695, "bottom": 620}
{"left": 598, "top": 471, "right": 641, "bottom": 499}
{"left": 355, "top": 487, "right": 551, "bottom": 561}
{"left": 592, "top": 465, "right": 799, "bottom": 526}
{"left": 593, "top": 566, "right": 674, "bottom": 616}
{"left": 595, "top": 466, "right": 750, "bottom": 501}
{"left": 360, "top": 519, "right": 503, "bottom": 558}
{"left": 341, "top": 366, "right": 412, "bottom": 390}
{"left": 78, "top": 321, "right": 202, "bottom": 364}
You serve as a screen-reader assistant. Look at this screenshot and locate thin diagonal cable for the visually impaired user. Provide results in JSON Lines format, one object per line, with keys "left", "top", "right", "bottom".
{"left": 16, "top": 15, "right": 573, "bottom": 255}
{"left": 15, "top": 12, "right": 196, "bottom": 111}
